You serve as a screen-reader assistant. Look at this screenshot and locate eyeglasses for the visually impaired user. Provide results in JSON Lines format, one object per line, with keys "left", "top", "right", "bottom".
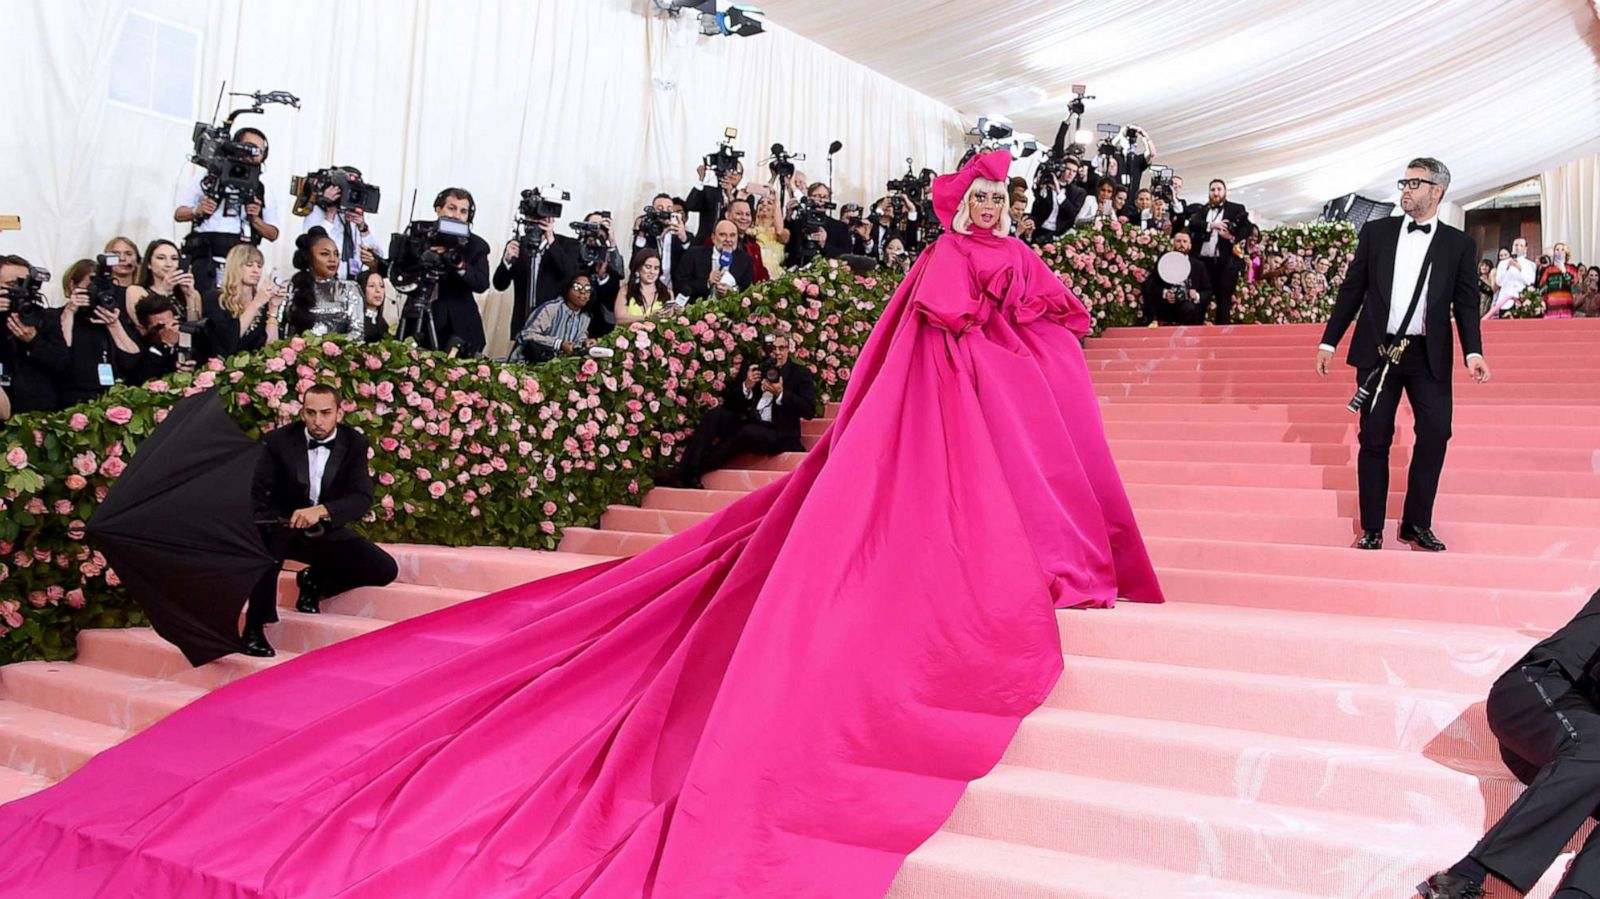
{"left": 572, "top": 285, "right": 592, "bottom": 293}
{"left": 1396, "top": 178, "right": 1438, "bottom": 190}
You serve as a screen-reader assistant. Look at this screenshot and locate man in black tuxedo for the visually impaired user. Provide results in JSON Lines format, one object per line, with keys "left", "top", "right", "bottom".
{"left": 1184, "top": 179, "right": 1251, "bottom": 324}
{"left": 1140, "top": 231, "right": 1211, "bottom": 325}
{"left": 684, "top": 161, "right": 745, "bottom": 245}
{"left": 1317, "top": 158, "right": 1490, "bottom": 553}
{"left": 1030, "top": 156, "right": 1089, "bottom": 242}
{"left": 676, "top": 219, "right": 755, "bottom": 302}
{"left": 1418, "top": 586, "right": 1600, "bottom": 899}
{"left": 244, "top": 384, "right": 398, "bottom": 657}
{"left": 423, "top": 188, "right": 492, "bottom": 357}
{"left": 782, "top": 182, "right": 852, "bottom": 267}
{"left": 496, "top": 212, "right": 624, "bottom": 345}
{"left": 631, "top": 193, "right": 691, "bottom": 296}
{"left": 665, "top": 333, "right": 817, "bottom": 489}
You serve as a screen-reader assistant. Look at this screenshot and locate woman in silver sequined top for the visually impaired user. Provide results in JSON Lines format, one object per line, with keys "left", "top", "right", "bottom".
{"left": 286, "top": 228, "right": 366, "bottom": 339}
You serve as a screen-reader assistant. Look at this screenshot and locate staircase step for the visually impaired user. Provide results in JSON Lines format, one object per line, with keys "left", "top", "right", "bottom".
{"left": 0, "top": 764, "right": 54, "bottom": 803}
{"left": 0, "top": 699, "right": 125, "bottom": 780}
{"left": 640, "top": 487, "right": 750, "bottom": 513}
{"left": 384, "top": 545, "right": 612, "bottom": 592}
{"left": 557, "top": 527, "right": 672, "bottom": 556}
{"left": 1122, "top": 481, "right": 1600, "bottom": 526}
{"left": 1094, "top": 383, "right": 1600, "bottom": 402}
{"left": 1098, "top": 401, "right": 1600, "bottom": 427}
{"left": 1105, "top": 418, "right": 1600, "bottom": 447}
{"left": 600, "top": 505, "right": 710, "bottom": 535}
{"left": 265, "top": 610, "right": 391, "bottom": 654}
{"left": 700, "top": 468, "right": 787, "bottom": 490}
{"left": 891, "top": 830, "right": 1326, "bottom": 899}
{"left": 1109, "top": 437, "right": 1600, "bottom": 473}
{"left": 0, "top": 661, "right": 206, "bottom": 733}
{"left": 275, "top": 575, "right": 483, "bottom": 622}
{"left": 1059, "top": 602, "right": 1534, "bottom": 692}
{"left": 74, "top": 627, "right": 296, "bottom": 689}
{"left": 1119, "top": 459, "right": 1600, "bottom": 498}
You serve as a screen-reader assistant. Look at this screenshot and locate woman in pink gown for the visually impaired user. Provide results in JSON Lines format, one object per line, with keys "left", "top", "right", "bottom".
{"left": 0, "top": 151, "right": 1162, "bottom": 898}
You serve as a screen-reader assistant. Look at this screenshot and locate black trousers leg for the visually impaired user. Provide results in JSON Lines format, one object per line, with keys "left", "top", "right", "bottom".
{"left": 1399, "top": 348, "right": 1453, "bottom": 530}
{"left": 1354, "top": 362, "right": 1407, "bottom": 532}
{"left": 1472, "top": 664, "right": 1600, "bottom": 891}
{"left": 1202, "top": 257, "right": 1238, "bottom": 324}
{"left": 243, "top": 528, "right": 398, "bottom": 629}
{"left": 678, "top": 406, "right": 742, "bottom": 477}
{"left": 702, "top": 423, "right": 782, "bottom": 474}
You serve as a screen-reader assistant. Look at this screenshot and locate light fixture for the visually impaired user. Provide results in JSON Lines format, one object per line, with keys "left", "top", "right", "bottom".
{"left": 700, "top": 4, "right": 766, "bottom": 37}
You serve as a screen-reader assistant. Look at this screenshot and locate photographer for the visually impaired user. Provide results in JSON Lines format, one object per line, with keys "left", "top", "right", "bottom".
{"left": 782, "top": 182, "right": 851, "bottom": 268}
{"left": 423, "top": 188, "right": 491, "bottom": 356}
{"left": 685, "top": 159, "right": 746, "bottom": 245}
{"left": 54, "top": 262, "right": 145, "bottom": 406}
{"left": 1031, "top": 156, "right": 1088, "bottom": 241}
{"left": 124, "top": 296, "right": 192, "bottom": 386}
{"left": 0, "top": 256, "right": 69, "bottom": 415}
{"left": 302, "top": 168, "right": 384, "bottom": 280}
{"left": 1140, "top": 231, "right": 1212, "bottom": 326}
{"left": 516, "top": 273, "right": 596, "bottom": 363}
{"left": 630, "top": 192, "right": 690, "bottom": 300}
{"left": 174, "top": 127, "right": 280, "bottom": 286}
{"left": 678, "top": 220, "right": 755, "bottom": 302}
{"left": 204, "top": 243, "right": 285, "bottom": 357}
{"left": 882, "top": 237, "right": 912, "bottom": 274}
{"left": 495, "top": 199, "right": 558, "bottom": 345}
{"left": 125, "top": 239, "right": 204, "bottom": 325}
{"left": 1184, "top": 179, "right": 1252, "bottom": 324}
{"left": 662, "top": 333, "right": 816, "bottom": 489}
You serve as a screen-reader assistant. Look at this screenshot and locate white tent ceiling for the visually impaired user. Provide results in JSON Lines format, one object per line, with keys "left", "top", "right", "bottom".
{"left": 758, "top": 0, "right": 1600, "bottom": 221}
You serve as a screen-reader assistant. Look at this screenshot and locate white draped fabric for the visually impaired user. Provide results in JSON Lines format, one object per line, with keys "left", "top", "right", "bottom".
{"left": 2, "top": 0, "right": 962, "bottom": 354}
{"left": 1542, "top": 153, "right": 1600, "bottom": 265}
{"left": 760, "top": 0, "right": 1600, "bottom": 222}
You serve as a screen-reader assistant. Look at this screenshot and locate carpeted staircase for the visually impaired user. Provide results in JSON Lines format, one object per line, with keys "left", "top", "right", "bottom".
{"left": 3, "top": 318, "right": 1597, "bottom": 897}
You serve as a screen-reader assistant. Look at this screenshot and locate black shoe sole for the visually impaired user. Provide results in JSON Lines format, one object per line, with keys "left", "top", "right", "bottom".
{"left": 1398, "top": 536, "right": 1446, "bottom": 552}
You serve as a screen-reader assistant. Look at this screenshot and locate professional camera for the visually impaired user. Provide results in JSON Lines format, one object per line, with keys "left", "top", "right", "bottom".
{"left": 87, "top": 254, "right": 123, "bottom": 312}
{"left": 759, "top": 357, "right": 783, "bottom": 384}
{"left": 1148, "top": 165, "right": 1176, "bottom": 203}
{"left": 290, "top": 167, "right": 382, "bottom": 217}
{"left": 637, "top": 205, "right": 674, "bottom": 239}
{"left": 188, "top": 88, "right": 299, "bottom": 219}
{"left": 704, "top": 127, "right": 745, "bottom": 179}
{"left": 569, "top": 218, "right": 612, "bottom": 268}
{"left": 387, "top": 217, "right": 473, "bottom": 293}
{"left": 886, "top": 159, "right": 933, "bottom": 200}
{"left": 513, "top": 187, "right": 569, "bottom": 257}
{"left": 0, "top": 266, "right": 50, "bottom": 328}
{"left": 766, "top": 142, "right": 805, "bottom": 180}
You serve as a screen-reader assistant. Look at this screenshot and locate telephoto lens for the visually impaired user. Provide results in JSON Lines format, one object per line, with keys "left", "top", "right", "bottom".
{"left": 1346, "top": 385, "right": 1372, "bottom": 414}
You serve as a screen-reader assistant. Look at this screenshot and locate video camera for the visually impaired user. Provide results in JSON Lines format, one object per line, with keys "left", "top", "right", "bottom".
{"left": 188, "top": 87, "right": 299, "bottom": 220}
{"left": 1096, "top": 123, "right": 1142, "bottom": 158}
{"left": 1148, "top": 165, "right": 1176, "bottom": 203}
{"left": 885, "top": 158, "right": 933, "bottom": 201}
{"left": 765, "top": 142, "right": 806, "bottom": 180}
{"left": 290, "top": 167, "right": 382, "bottom": 217}
{"left": 387, "top": 217, "right": 473, "bottom": 302}
{"left": 569, "top": 217, "right": 612, "bottom": 268}
{"left": 704, "top": 127, "right": 745, "bottom": 179}
{"left": 514, "top": 187, "right": 569, "bottom": 258}
{"left": 636, "top": 205, "right": 674, "bottom": 239}
{"left": 0, "top": 266, "right": 50, "bottom": 329}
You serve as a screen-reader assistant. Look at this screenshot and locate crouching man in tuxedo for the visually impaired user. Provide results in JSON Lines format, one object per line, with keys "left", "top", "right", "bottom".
{"left": 1419, "top": 585, "right": 1600, "bottom": 899}
{"left": 243, "top": 383, "right": 398, "bottom": 657}
{"left": 663, "top": 332, "right": 816, "bottom": 489}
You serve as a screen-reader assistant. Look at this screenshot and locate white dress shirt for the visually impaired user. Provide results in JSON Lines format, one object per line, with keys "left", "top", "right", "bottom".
{"left": 178, "top": 172, "right": 281, "bottom": 239}
{"left": 1040, "top": 187, "right": 1067, "bottom": 232}
{"left": 307, "top": 435, "right": 332, "bottom": 504}
{"left": 744, "top": 385, "right": 780, "bottom": 422}
{"left": 1200, "top": 205, "right": 1225, "bottom": 257}
{"left": 1491, "top": 256, "right": 1537, "bottom": 313}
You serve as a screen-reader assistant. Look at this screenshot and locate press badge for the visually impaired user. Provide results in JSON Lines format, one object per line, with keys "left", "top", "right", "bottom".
{"left": 97, "top": 363, "right": 114, "bottom": 386}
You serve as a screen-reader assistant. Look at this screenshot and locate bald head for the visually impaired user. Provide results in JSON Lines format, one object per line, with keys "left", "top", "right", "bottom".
{"left": 713, "top": 219, "right": 740, "bottom": 252}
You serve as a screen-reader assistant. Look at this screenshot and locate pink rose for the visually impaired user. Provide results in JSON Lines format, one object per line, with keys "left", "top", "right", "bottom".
{"left": 72, "top": 452, "right": 97, "bottom": 476}
{"left": 100, "top": 457, "right": 127, "bottom": 478}
{"left": 105, "top": 406, "right": 133, "bottom": 425}
{"left": 5, "top": 447, "right": 27, "bottom": 469}
{"left": 0, "top": 600, "right": 21, "bottom": 628}
{"left": 539, "top": 521, "right": 556, "bottom": 535}
{"left": 428, "top": 481, "right": 447, "bottom": 499}
{"left": 68, "top": 413, "right": 89, "bottom": 431}
{"left": 66, "top": 589, "right": 86, "bottom": 609}
{"left": 542, "top": 501, "right": 557, "bottom": 516}
{"left": 54, "top": 500, "right": 72, "bottom": 515}
{"left": 65, "top": 475, "right": 87, "bottom": 491}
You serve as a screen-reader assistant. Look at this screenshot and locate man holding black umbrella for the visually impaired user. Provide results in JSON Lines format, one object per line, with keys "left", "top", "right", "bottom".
{"left": 246, "top": 383, "right": 397, "bottom": 657}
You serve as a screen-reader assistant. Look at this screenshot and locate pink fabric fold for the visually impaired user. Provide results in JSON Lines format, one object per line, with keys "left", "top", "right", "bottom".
{"left": 0, "top": 228, "right": 1161, "bottom": 898}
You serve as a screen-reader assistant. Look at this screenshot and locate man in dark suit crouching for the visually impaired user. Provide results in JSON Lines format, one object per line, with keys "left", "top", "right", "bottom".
{"left": 244, "top": 383, "right": 398, "bottom": 657}
{"left": 664, "top": 332, "right": 816, "bottom": 490}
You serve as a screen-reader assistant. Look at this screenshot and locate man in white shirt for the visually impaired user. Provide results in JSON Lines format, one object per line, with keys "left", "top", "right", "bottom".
{"left": 174, "top": 128, "right": 281, "bottom": 287}
{"left": 1489, "top": 237, "right": 1537, "bottom": 317}
{"left": 1316, "top": 158, "right": 1490, "bottom": 553}
{"left": 302, "top": 172, "right": 385, "bottom": 280}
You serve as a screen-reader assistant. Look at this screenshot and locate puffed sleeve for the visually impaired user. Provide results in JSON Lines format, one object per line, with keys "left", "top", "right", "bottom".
{"left": 1003, "top": 240, "right": 1091, "bottom": 338}
{"left": 907, "top": 239, "right": 988, "bottom": 335}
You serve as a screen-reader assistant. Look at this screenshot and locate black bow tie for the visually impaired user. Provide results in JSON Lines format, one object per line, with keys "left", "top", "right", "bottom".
{"left": 1407, "top": 221, "right": 1432, "bottom": 234}
{"left": 308, "top": 437, "right": 335, "bottom": 451}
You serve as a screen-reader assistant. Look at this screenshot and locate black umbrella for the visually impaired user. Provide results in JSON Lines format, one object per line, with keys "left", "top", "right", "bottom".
{"left": 87, "top": 389, "right": 276, "bottom": 666}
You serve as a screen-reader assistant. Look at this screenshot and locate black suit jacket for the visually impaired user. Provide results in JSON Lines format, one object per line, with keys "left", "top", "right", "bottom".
{"left": 1185, "top": 201, "right": 1251, "bottom": 261}
{"left": 1512, "top": 586, "right": 1600, "bottom": 686}
{"left": 684, "top": 186, "right": 743, "bottom": 245}
{"left": 1030, "top": 186, "right": 1088, "bottom": 237}
{"left": 252, "top": 422, "right": 375, "bottom": 532}
{"left": 1319, "top": 217, "right": 1484, "bottom": 381}
{"left": 676, "top": 246, "right": 755, "bottom": 301}
{"left": 722, "top": 357, "right": 818, "bottom": 452}
{"left": 782, "top": 216, "right": 852, "bottom": 267}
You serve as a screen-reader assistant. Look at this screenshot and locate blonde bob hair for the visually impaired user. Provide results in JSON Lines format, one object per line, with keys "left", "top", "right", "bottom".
{"left": 217, "top": 243, "right": 267, "bottom": 317}
{"left": 950, "top": 177, "right": 1012, "bottom": 237}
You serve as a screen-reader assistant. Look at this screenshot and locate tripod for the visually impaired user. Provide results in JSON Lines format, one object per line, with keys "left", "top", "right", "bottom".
{"left": 395, "top": 275, "right": 442, "bottom": 351}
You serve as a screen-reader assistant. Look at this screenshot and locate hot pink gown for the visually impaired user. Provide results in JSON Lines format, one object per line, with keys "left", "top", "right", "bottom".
{"left": 0, "top": 152, "right": 1162, "bottom": 898}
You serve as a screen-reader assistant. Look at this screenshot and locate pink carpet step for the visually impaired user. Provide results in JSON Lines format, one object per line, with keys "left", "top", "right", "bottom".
{"left": 1059, "top": 602, "right": 1535, "bottom": 692}
{"left": 74, "top": 627, "right": 295, "bottom": 689}
{"left": 890, "top": 831, "right": 1326, "bottom": 899}
{"left": 1086, "top": 355, "right": 1600, "bottom": 374}
{"left": 640, "top": 487, "right": 750, "bottom": 513}
{"left": 1094, "top": 367, "right": 1592, "bottom": 386}
{"left": 1105, "top": 419, "right": 1600, "bottom": 447}
{"left": 1094, "top": 382, "right": 1600, "bottom": 402}
{"left": 941, "top": 764, "right": 1477, "bottom": 898}
{"left": 1158, "top": 566, "right": 1586, "bottom": 630}
{"left": 1003, "top": 707, "right": 1517, "bottom": 826}
{"left": 1130, "top": 507, "right": 1600, "bottom": 560}
{"left": 1120, "top": 459, "right": 1600, "bottom": 499}
{"left": 276, "top": 575, "right": 484, "bottom": 623}
{"left": 557, "top": 527, "right": 672, "bottom": 556}
{"left": 702, "top": 468, "right": 788, "bottom": 490}
{"left": 0, "top": 661, "right": 206, "bottom": 734}
{"left": 1122, "top": 481, "right": 1600, "bottom": 526}
{"left": 1097, "top": 319, "right": 1600, "bottom": 338}
{"left": 1083, "top": 344, "right": 1593, "bottom": 362}
{"left": 384, "top": 545, "right": 614, "bottom": 593}
{"left": 1110, "top": 437, "right": 1599, "bottom": 473}
{"left": 0, "top": 700, "right": 124, "bottom": 780}
{"left": 1089, "top": 327, "right": 1599, "bottom": 349}
{"left": 1098, "top": 401, "right": 1598, "bottom": 426}
{"left": 0, "top": 764, "right": 53, "bottom": 803}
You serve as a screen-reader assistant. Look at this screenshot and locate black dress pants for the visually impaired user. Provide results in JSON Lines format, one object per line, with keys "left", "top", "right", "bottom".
{"left": 1198, "top": 256, "right": 1238, "bottom": 324}
{"left": 419, "top": 295, "right": 486, "bottom": 357}
{"left": 1472, "top": 663, "right": 1600, "bottom": 893}
{"left": 677, "top": 407, "right": 782, "bottom": 479}
{"left": 245, "top": 527, "right": 399, "bottom": 629}
{"left": 1354, "top": 337, "right": 1453, "bottom": 532}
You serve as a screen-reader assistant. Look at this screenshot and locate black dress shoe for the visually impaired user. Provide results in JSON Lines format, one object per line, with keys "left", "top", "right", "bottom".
{"left": 1416, "top": 870, "right": 1485, "bottom": 899}
{"left": 1355, "top": 530, "right": 1383, "bottom": 550}
{"left": 241, "top": 625, "right": 276, "bottom": 658}
{"left": 683, "top": 474, "right": 705, "bottom": 490}
{"left": 294, "top": 568, "right": 323, "bottom": 614}
{"left": 1399, "top": 523, "right": 1447, "bottom": 552}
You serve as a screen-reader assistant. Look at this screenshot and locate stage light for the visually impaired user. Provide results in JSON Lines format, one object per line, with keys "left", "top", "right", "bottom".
{"left": 699, "top": 4, "right": 766, "bottom": 37}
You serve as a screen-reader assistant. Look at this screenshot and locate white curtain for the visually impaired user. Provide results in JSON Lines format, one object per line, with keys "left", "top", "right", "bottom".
{"left": 1, "top": 0, "right": 962, "bottom": 354}
{"left": 1542, "top": 153, "right": 1600, "bottom": 265}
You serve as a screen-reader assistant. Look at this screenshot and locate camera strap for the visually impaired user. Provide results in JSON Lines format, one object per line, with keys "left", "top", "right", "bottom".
{"left": 1362, "top": 256, "right": 1433, "bottom": 410}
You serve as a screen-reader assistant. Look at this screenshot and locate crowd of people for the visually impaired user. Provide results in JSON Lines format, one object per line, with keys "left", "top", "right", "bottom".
{"left": 1481, "top": 238, "right": 1596, "bottom": 319}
